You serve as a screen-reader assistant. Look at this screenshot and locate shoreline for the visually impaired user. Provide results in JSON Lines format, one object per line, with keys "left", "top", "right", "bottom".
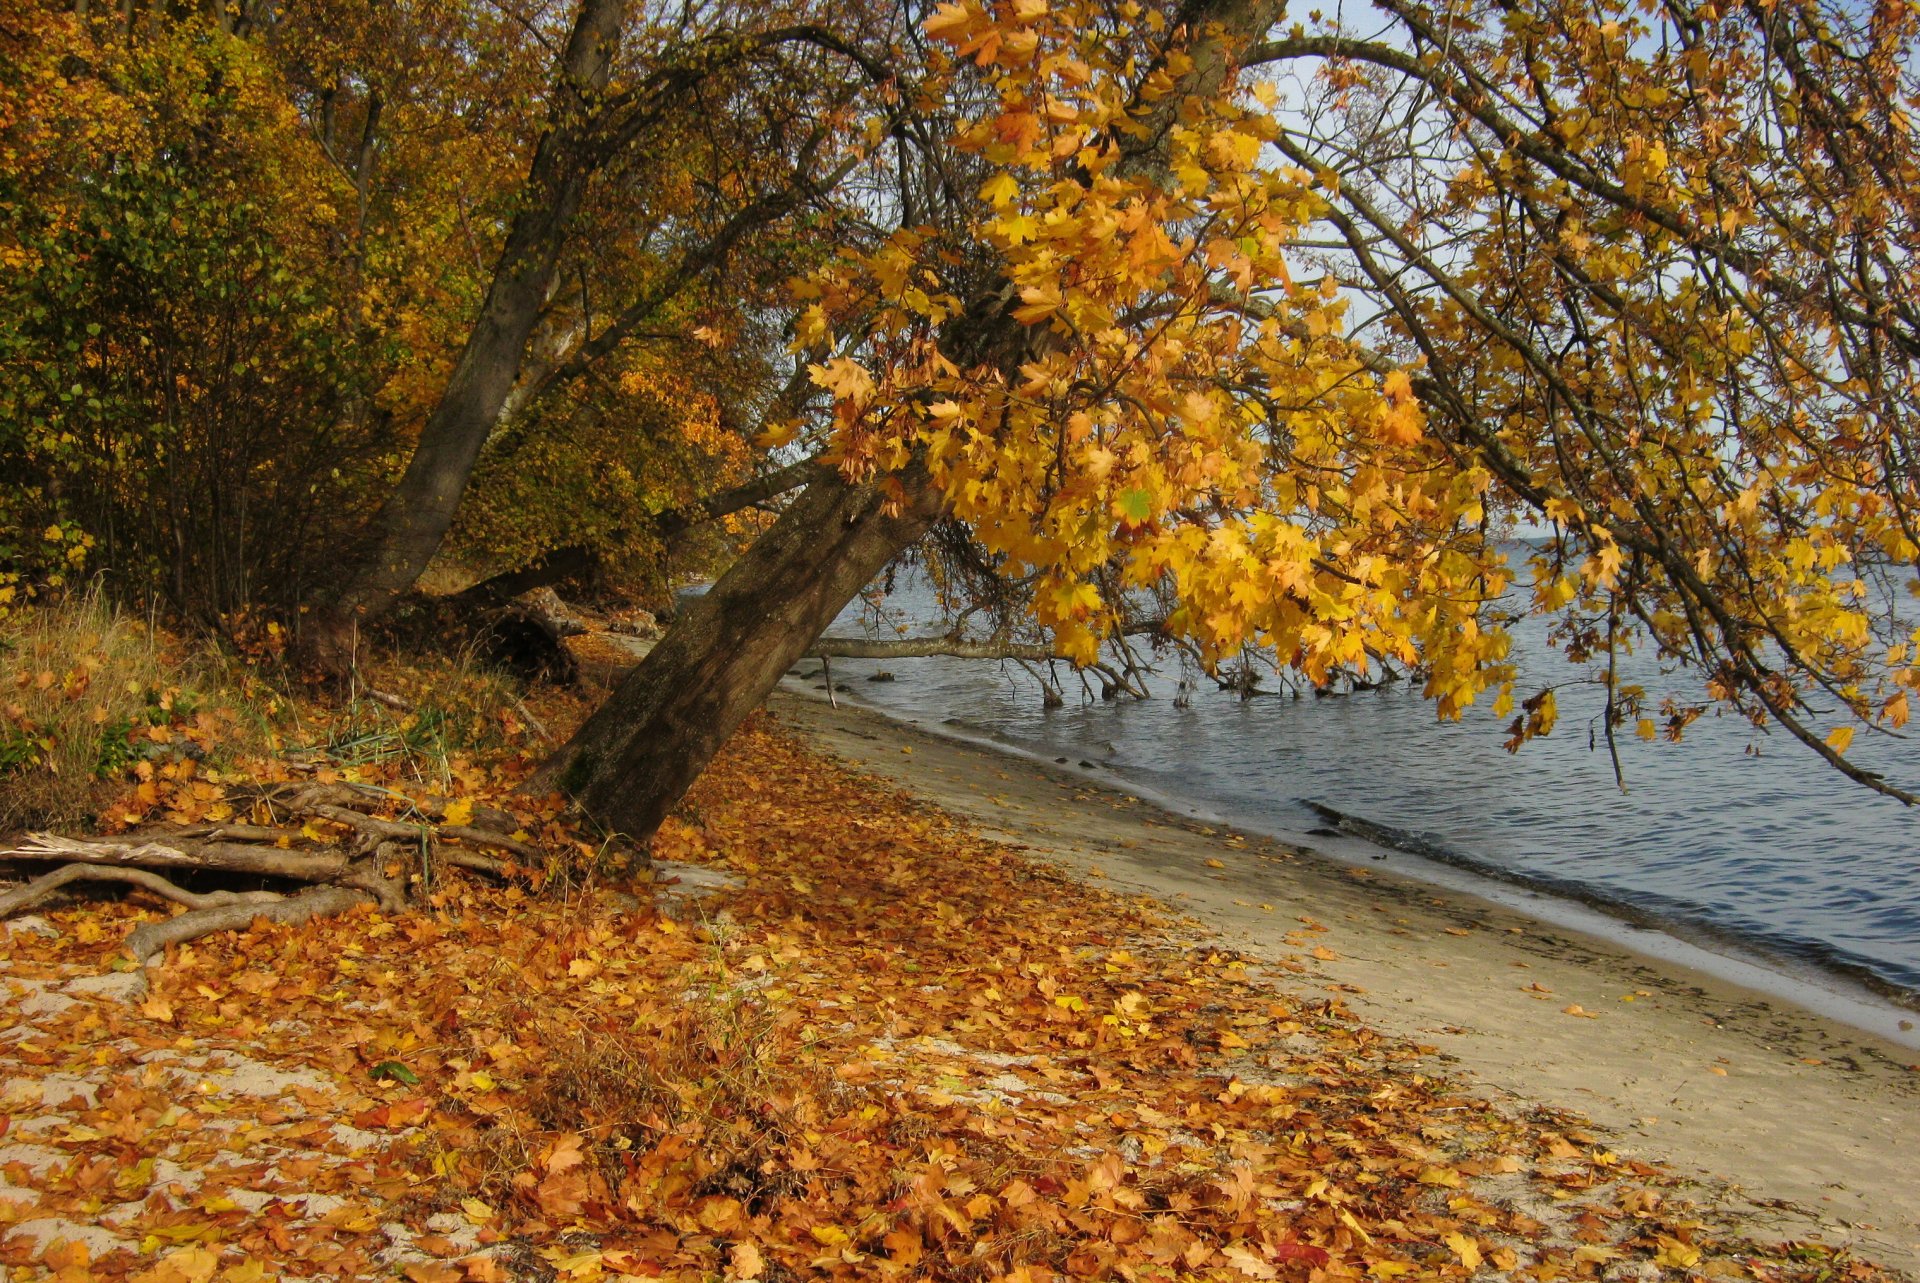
{"left": 768, "top": 684, "right": 1920, "bottom": 1272}
{"left": 870, "top": 696, "right": 1920, "bottom": 1038}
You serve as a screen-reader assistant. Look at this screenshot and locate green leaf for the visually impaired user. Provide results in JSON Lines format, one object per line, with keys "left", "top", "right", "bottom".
{"left": 369, "top": 1060, "right": 421, "bottom": 1085}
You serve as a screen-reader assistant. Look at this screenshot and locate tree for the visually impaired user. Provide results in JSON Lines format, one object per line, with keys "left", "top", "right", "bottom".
{"left": 13, "top": 0, "right": 1913, "bottom": 849}
{"left": 548, "top": 0, "right": 1920, "bottom": 839}
{"left": 303, "top": 0, "right": 916, "bottom": 666}
{"left": 1, "top": 0, "right": 882, "bottom": 630}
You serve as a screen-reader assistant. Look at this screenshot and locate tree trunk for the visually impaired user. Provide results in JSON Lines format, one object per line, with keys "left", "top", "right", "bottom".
{"left": 306, "top": 0, "right": 627, "bottom": 672}
{"left": 537, "top": 469, "right": 941, "bottom": 841}
{"left": 537, "top": 0, "right": 1284, "bottom": 839}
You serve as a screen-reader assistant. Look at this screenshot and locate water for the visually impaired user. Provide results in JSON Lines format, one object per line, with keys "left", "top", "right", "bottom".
{"left": 800, "top": 575, "right": 1920, "bottom": 1010}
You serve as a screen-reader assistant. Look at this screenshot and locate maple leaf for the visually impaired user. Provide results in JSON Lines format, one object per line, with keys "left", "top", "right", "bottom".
{"left": 728, "top": 1242, "right": 766, "bottom": 1280}
{"left": 1445, "top": 1232, "right": 1483, "bottom": 1271}
{"left": 543, "top": 1132, "right": 586, "bottom": 1174}
{"left": 129, "top": 1247, "right": 219, "bottom": 1283}
{"left": 922, "top": 1, "right": 979, "bottom": 42}
{"left": 808, "top": 357, "right": 876, "bottom": 406}
{"left": 1224, "top": 1244, "right": 1278, "bottom": 1278}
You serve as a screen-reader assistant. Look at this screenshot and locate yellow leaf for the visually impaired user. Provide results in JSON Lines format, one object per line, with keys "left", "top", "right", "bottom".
{"left": 1445, "top": 1232, "right": 1482, "bottom": 1271}
{"left": 1224, "top": 1244, "right": 1278, "bottom": 1278}
{"left": 1825, "top": 725, "right": 1854, "bottom": 754}
{"left": 923, "top": 1, "right": 978, "bottom": 42}
{"left": 1653, "top": 1237, "right": 1701, "bottom": 1269}
{"left": 978, "top": 172, "right": 1020, "bottom": 208}
{"left": 442, "top": 798, "right": 474, "bottom": 827}
{"left": 131, "top": 1246, "right": 219, "bottom": 1283}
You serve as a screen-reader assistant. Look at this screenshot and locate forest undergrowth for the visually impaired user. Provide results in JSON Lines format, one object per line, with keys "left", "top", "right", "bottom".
{"left": 0, "top": 613, "right": 1900, "bottom": 1283}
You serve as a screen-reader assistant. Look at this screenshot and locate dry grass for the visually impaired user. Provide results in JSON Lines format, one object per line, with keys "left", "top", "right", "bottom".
{"left": 0, "top": 592, "right": 263, "bottom": 832}
{"left": 284, "top": 646, "right": 537, "bottom": 796}
{"left": 473, "top": 983, "right": 856, "bottom": 1222}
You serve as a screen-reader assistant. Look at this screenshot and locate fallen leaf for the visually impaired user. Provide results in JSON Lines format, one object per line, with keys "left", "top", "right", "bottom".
{"left": 1654, "top": 1237, "right": 1702, "bottom": 1269}
{"left": 544, "top": 1132, "right": 586, "bottom": 1174}
{"left": 728, "top": 1241, "right": 765, "bottom": 1280}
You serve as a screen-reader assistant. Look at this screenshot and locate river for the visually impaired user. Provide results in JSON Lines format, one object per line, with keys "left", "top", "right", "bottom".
{"left": 797, "top": 573, "right": 1920, "bottom": 1010}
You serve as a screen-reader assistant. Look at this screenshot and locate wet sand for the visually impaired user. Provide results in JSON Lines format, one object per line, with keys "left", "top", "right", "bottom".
{"left": 770, "top": 688, "right": 1920, "bottom": 1273}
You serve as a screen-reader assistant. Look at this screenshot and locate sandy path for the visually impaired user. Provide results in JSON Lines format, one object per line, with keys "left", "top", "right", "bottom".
{"left": 770, "top": 689, "right": 1920, "bottom": 1273}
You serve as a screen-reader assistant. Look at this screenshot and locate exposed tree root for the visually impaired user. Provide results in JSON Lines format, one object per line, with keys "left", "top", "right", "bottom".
{"left": 0, "top": 864, "right": 284, "bottom": 918}
{"left": 438, "top": 848, "right": 516, "bottom": 879}
{"left": 438, "top": 825, "right": 541, "bottom": 860}
{"left": 3, "top": 833, "right": 348, "bottom": 881}
{"left": 1, "top": 778, "right": 545, "bottom": 965}
{"left": 123, "top": 885, "right": 374, "bottom": 962}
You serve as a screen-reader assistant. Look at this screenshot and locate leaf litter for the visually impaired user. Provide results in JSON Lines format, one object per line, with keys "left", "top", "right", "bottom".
{"left": 0, "top": 708, "right": 1902, "bottom": 1283}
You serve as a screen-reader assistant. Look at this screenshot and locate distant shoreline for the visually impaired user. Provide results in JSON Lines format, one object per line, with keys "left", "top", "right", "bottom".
{"left": 770, "top": 684, "right": 1920, "bottom": 1269}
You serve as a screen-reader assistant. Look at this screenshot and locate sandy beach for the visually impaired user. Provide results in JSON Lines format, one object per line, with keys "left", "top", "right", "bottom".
{"left": 769, "top": 687, "right": 1920, "bottom": 1274}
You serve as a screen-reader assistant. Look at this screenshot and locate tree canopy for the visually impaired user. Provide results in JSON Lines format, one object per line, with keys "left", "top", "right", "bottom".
{"left": 4, "top": 0, "right": 1918, "bottom": 833}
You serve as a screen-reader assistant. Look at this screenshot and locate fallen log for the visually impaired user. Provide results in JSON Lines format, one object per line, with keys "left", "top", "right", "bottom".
{"left": 808, "top": 636, "right": 1057, "bottom": 661}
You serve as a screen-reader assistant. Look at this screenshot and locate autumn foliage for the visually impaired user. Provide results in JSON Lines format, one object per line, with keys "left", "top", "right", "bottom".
{"left": 1, "top": 700, "right": 1900, "bottom": 1281}
{"left": 2, "top": 0, "right": 1917, "bottom": 804}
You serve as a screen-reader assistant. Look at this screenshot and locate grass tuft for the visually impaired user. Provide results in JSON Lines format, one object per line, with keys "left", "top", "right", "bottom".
{"left": 0, "top": 592, "right": 269, "bottom": 832}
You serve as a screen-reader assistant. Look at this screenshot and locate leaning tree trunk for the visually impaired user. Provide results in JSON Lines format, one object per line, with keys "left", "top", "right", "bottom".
{"left": 541, "top": 0, "right": 1282, "bottom": 841}
{"left": 306, "top": 0, "right": 627, "bottom": 673}
{"left": 538, "top": 468, "right": 942, "bottom": 841}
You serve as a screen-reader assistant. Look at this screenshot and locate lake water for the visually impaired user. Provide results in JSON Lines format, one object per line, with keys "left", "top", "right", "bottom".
{"left": 802, "top": 576, "right": 1920, "bottom": 1009}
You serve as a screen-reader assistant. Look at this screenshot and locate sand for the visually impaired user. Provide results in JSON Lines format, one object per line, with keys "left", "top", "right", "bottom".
{"left": 770, "top": 687, "right": 1920, "bottom": 1274}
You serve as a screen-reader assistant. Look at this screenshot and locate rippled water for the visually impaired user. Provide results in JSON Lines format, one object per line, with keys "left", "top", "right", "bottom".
{"left": 806, "top": 577, "right": 1920, "bottom": 1001}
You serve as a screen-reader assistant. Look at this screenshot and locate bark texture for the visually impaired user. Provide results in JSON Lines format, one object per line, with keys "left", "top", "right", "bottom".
{"left": 541, "top": 469, "right": 942, "bottom": 839}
